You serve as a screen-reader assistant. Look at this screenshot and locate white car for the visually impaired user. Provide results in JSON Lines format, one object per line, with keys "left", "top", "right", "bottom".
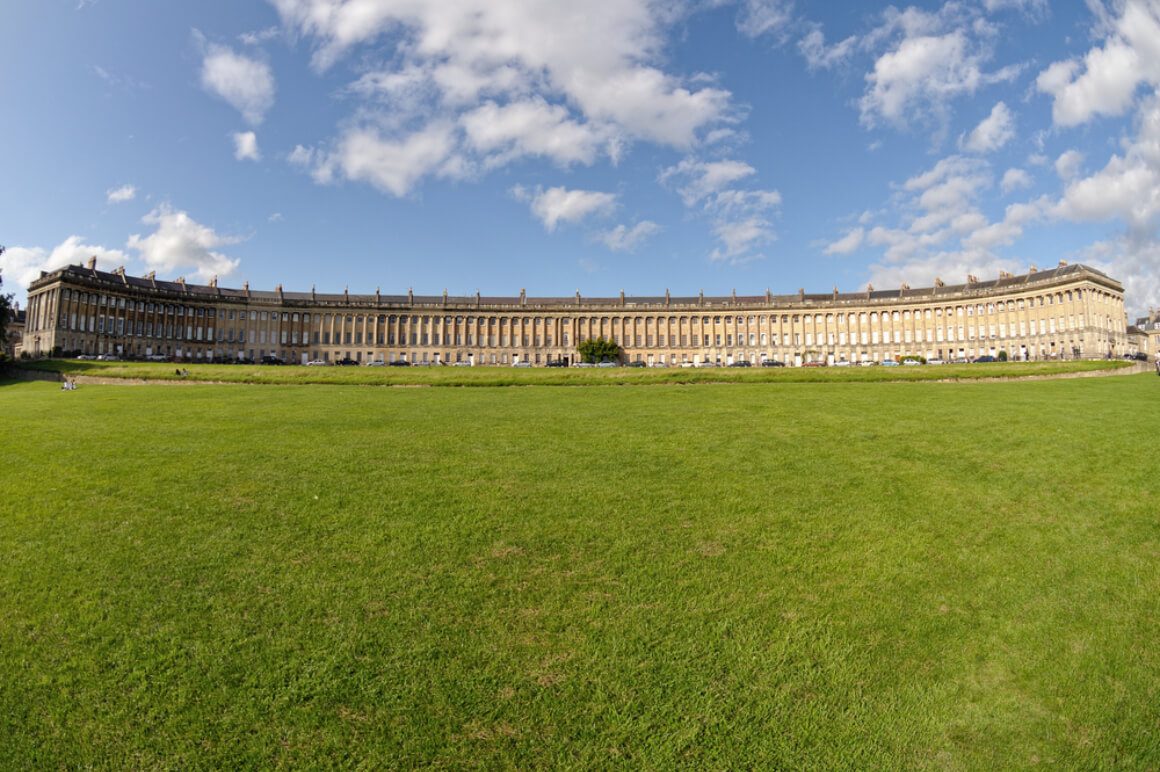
{"left": 306, "top": 359, "right": 330, "bottom": 366}
{"left": 364, "top": 360, "right": 386, "bottom": 366}
{"left": 834, "top": 360, "right": 853, "bottom": 367}
{"left": 596, "top": 361, "right": 618, "bottom": 367}
{"left": 453, "top": 361, "right": 473, "bottom": 367}
{"left": 512, "top": 361, "right": 533, "bottom": 367}
{"left": 926, "top": 359, "right": 946, "bottom": 365}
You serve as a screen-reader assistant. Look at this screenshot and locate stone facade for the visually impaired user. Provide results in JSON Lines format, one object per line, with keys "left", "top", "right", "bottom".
{"left": 23, "top": 259, "right": 1129, "bottom": 365}
{"left": 1133, "top": 309, "right": 1160, "bottom": 361}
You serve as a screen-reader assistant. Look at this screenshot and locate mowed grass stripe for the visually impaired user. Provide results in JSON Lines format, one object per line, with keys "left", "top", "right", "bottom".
{"left": 1, "top": 376, "right": 1158, "bottom": 769}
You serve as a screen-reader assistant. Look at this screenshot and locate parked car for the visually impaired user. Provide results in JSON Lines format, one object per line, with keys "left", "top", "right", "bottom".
{"left": 973, "top": 355, "right": 996, "bottom": 363}
{"left": 96, "top": 354, "right": 121, "bottom": 361}
{"left": 544, "top": 360, "right": 568, "bottom": 368}
{"left": 452, "top": 361, "right": 472, "bottom": 367}
{"left": 728, "top": 361, "right": 752, "bottom": 367}
{"left": 365, "top": 360, "right": 386, "bottom": 366}
{"left": 596, "top": 360, "right": 619, "bottom": 367}
{"left": 626, "top": 361, "right": 647, "bottom": 367}
{"left": 574, "top": 362, "right": 595, "bottom": 367}
{"left": 695, "top": 361, "right": 718, "bottom": 368}
{"left": 761, "top": 360, "right": 785, "bottom": 367}
{"left": 260, "top": 355, "right": 284, "bottom": 365}
{"left": 651, "top": 361, "right": 669, "bottom": 368}
{"left": 880, "top": 360, "right": 900, "bottom": 366}
{"left": 306, "top": 359, "right": 330, "bottom": 366}
{"left": 334, "top": 357, "right": 358, "bottom": 366}
{"left": 926, "top": 359, "right": 946, "bottom": 365}
{"left": 802, "top": 361, "right": 826, "bottom": 367}
{"left": 512, "top": 360, "right": 533, "bottom": 367}
{"left": 902, "top": 359, "right": 923, "bottom": 366}
{"left": 389, "top": 360, "right": 411, "bottom": 366}
{"left": 834, "top": 360, "right": 853, "bottom": 367}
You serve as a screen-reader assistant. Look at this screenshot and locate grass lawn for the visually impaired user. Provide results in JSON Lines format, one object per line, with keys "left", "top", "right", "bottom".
{"left": 21, "top": 356, "right": 1133, "bottom": 387}
{"left": 2, "top": 374, "right": 1158, "bottom": 769}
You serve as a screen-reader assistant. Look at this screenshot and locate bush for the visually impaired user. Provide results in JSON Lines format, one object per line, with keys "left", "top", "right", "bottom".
{"left": 998, "top": 350, "right": 1009, "bottom": 362}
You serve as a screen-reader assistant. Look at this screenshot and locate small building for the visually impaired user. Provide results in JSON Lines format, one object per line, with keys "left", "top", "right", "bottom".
{"left": 4, "top": 302, "right": 25, "bottom": 359}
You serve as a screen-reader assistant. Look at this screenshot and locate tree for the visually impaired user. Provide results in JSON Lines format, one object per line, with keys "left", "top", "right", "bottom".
{"left": 0, "top": 245, "right": 11, "bottom": 352}
{"left": 577, "top": 336, "right": 621, "bottom": 363}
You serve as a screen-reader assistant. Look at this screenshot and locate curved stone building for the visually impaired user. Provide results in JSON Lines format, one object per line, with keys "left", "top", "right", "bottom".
{"left": 23, "top": 258, "right": 1128, "bottom": 365}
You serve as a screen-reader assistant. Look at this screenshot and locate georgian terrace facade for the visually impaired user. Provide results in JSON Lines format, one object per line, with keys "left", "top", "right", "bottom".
{"left": 23, "top": 259, "right": 1127, "bottom": 366}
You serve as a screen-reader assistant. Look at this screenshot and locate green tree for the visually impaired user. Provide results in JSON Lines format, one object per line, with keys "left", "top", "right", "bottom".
{"left": 997, "top": 349, "right": 1008, "bottom": 362}
{"left": 577, "top": 336, "right": 621, "bottom": 363}
{"left": 0, "top": 246, "right": 12, "bottom": 352}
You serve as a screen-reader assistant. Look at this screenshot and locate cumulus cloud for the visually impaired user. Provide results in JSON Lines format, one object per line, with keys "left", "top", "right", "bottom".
{"left": 306, "top": 122, "right": 462, "bottom": 196}
{"left": 1036, "top": 0, "right": 1160, "bottom": 127}
{"left": 0, "top": 237, "right": 128, "bottom": 297}
{"left": 961, "top": 101, "right": 1014, "bottom": 152}
{"left": 710, "top": 217, "right": 775, "bottom": 263}
{"left": 660, "top": 155, "right": 780, "bottom": 263}
{"left": 461, "top": 98, "right": 615, "bottom": 168}
{"left": 200, "top": 41, "right": 275, "bottom": 125}
{"left": 1055, "top": 149, "right": 1085, "bottom": 180}
{"left": 659, "top": 158, "right": 757, "bottom": 207}
{"left": 856, "top": 4, "right": 1020, "bottom": 133}
{"left": 511, "top": 185, "right": 617, "bottom": 232}
{"left": 126, "top": 205, "right": 241, "bottom": 280}
{"left": 268, "top": 0, "right": 737, "bottom": 195}
{"left": 824, "top": 227, "right": 865, "bottom": 255}
{"left": 106, "top": 184, "right": 136, "bottom": 204}
{"left": 1000, "top": 167, "right": 1032, "bottom": 193}
{"left": 597, "top": 221, "right": 661, "bottom": 252}
{"left": 232, "top": 131, "right": 261, "bottom": 161}
{"left": 799, "top": 25, "right": 858, "bottom": 70}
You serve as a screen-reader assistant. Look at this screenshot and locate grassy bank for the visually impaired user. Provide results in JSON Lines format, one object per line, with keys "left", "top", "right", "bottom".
{"left": 2, "top": 375, "right": 1158, "bottom": 768}
{"left": 18, "top": 356, "right": 1133, "bottom": 387}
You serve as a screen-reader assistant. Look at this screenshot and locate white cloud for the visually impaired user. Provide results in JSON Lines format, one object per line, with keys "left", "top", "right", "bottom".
{"left": 106, "top": 184, "right": 136, "bottom": 204}
{"left": 1036, "top": 0, "right": 1160, "bottom": 127}
{"left": 308, "top": 122, "right": 461, "bottom": 196}
{"left": 0, "top": 237, "right": 128, "bottom": 297}
{"left": 269, "top": 0, "right": 734, "bottom": 159}
{"left": 861, "top": 31, "right": 986, "bottom": 128}
{"left": 1055, "top": 149, "right": 1085, "bottom": 180}
{"left": 268, "top": 212, "right": 283, "bottom": 222}
{"left": 736, "top": 0, "right": 793, "bottom": 39}
{"left": 239, "top": 26, "right": 280, "bottom": 46}
{"left": 855, "top": 4, "right": 1019, "bottom": 132}
{"left": 126, "top": 205, "right": 241, "bottom": 280}
{"left": 659, "top": 158, "right": 756, "bottom": 206}
{"left": 824, "top": 227, "right": 865, "bottom": 255}
{"left": 710, "top": 217, "right": 774, "bottom": 263}
{"left": 512, "top": 185, "right": 617, "bottom": 232}
{"left": 200, "top": 42, "right": 275, "bottom": 125}
{"left": 1000, "top": 167, "right": 1032, "bottom": 193}
{"left": 461, "top": 98, "right": 615, "bottom": 168}
{"left": 598, "top": 221, "right": 661, "bottom": 252}
{"left": 232, "top": 131, "right": 261, "bottom": 162}
{"left": 799, "top": 25, "right": 858, "bottom": 70}
{"left": 961, "top": 101, "right": 1014, "bottom": 153}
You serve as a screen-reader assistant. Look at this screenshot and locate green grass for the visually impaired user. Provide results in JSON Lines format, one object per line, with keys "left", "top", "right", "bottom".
{"left": 2, "top": 375, "right": 1159, "bottom": 769}
{"left": 19, "top": 356, "right": 1133, "bottom": 387}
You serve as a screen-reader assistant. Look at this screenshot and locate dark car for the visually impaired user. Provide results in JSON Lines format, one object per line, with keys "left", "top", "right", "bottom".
{"left": 388, "top": 360, "right": 411, "bottom": 367}
{"left": 973, "top": 355, "right": 996, "bottom": 363}
{"left": 626, "top": 361, "right": 647, "bottom": 367}
{"left": 761, "top": 360, "right": 785, "bottom": 367}
{"left": 260, "top": 355, "right": 284, "bottom": 365}
{"left": 728, "top": 361, "right": 751, "bottom": 367}
{"left": 335, "top": 357, "right": 358, "bottom": 366}
{"left": 545, "top": 359, "right": 568, "bottom": 367}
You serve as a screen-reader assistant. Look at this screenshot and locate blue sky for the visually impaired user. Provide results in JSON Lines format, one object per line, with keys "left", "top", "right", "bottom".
{"left": 4, "top": 0, "right": 1160, "bottom": 317}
